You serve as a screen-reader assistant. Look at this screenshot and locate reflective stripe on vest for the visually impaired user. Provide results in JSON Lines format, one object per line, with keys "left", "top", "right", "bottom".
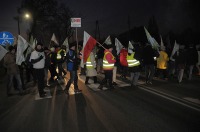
{"left": 127, "top": 53, "right": 140, "bottom": 67}
{"left": 86, "top": 55, "right": 95, "bottom": 69}
{"left": 103, "top": 51, "right": 114, "bottom": 70}
{"left": 57, "top": 49, "right": 66, "bottom": 59}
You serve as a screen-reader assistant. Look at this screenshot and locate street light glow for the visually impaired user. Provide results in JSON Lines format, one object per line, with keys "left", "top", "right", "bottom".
{"left": 25, "top": 13, "right": 30, "bottom": 19}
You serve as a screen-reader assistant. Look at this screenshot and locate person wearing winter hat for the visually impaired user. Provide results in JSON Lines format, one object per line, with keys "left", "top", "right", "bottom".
{"left": 98, "top": 45, "right": 116, "bottom": 90}
{"left": 127, "top": 43, "right": 142, "bottom": 88}
{"left": 30, "top": 42, "right": 46, "bottom": 97}
{"left": 4, "top": 46, "right": 25, "bottom": 96}
{"left": 64, "top": 43, "right": 82, "bottom": 94}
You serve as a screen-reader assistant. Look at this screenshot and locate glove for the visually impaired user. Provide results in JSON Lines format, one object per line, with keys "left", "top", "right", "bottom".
{"left": 39, "top": 55, "right": 43, "bottom": 60}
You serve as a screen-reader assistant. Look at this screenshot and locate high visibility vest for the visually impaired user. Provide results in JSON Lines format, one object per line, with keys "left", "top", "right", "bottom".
{"left": 103, "top": 51, "right": 115, "bottom": 70}
{"left": 127, "top": 52, "right": 140, "bottom": 67}
{"left": 86, "top": 55, "right": 95, "bottom": 69}
{"left": 57, "top": 49, "right": 66, "bottom": 59}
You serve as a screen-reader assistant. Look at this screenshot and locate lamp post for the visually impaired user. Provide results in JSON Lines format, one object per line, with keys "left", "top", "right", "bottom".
{"left": 15, "top": 13, "right": 31, "bottom": 35}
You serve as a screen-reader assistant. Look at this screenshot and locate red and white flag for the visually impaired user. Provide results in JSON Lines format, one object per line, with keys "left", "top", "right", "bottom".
{"left": 81, "top": 31, "right": 97, "bottom": 67}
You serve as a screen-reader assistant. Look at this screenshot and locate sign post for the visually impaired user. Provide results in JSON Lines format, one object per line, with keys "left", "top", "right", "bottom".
{"left": 71, "top": 18, "right": 81, "bottom": 53}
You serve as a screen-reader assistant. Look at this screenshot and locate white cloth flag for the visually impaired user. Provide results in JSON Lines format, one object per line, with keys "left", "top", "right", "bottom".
{"left": 32, "top": 38, "right": 37, "bottom": 49}
{"left": 128, "top": 41, "right": 134, "bottom": 53}
{"left": 170, "top": 40, "right": 179, "bottom": 61}
{"left": 62, "top": 37, "right": 69, "bottom": 53}
{"left": 160, "top": 35, "right": 164, "bottom": 47}
{"left": 16, "top": 35, "right": 29, "bottom": 65}
{"left": 144, "top": 27, "right": 159, "bottom": 50}
{"left": 0, "top": 45, "right": 8, "bottom": 61}
{"left": 51, "top": 33, "right": 59, "bottom": 45}
{"left": 104, "top": 35, "right": 112, "bottom": 45}
{"left": 115, "top": 38, "right": 123, "bottom": 55}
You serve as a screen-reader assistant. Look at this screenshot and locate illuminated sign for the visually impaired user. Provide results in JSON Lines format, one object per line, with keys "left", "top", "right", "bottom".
{"left": 0, "top": 31, "right": 14, "bottom": 46}
{"left": 71, "top": 18, "right": 81, "bottom": 27}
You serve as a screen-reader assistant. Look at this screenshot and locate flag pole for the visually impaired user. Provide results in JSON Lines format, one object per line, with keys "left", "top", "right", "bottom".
{"left": 76, "top": 27, "right": 79, "bottom": 53}
{"left": 96, "top": 41, "right": 106, "bottom": 50}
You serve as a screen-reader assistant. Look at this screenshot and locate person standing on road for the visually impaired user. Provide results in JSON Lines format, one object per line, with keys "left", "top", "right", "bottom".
{"left": 3, "top": 46, "right": 25, "bottom": 96}
{"left": 85, "top": 49, "right": 98, "bottom": 84}
{"left": 64, "top": 43, "right": 82, "bottom": 94}
{"left": 127, "top": 43, "right": 142, "bottom": 88}
{"left": 44, "top": 47, "right": 51, "bottom": 87}
{"left": 142, "top": 43, "right": 159, "bottom": 84}
{"left": 98, "top": 45, "right": 116, "bottom": 90}
{"left": 172, "top": 45, "right": 187, "bottom": 83}
{"left": 56, "top": 45, "right": 67, "bottom": 79}
{"left": 30, "top": 42, "right": 46, "bottom": 97}
{"left": 49, "top": 46, "right": 58, "bottom": 83}
{"left": 186, "top": 44, "right": 198, "bottom": 80}
{"left": 156, "top": 46, "right": 169, "bottom": 80}
{"left": 196, "top": 45, "right": 200, "bottom": 75}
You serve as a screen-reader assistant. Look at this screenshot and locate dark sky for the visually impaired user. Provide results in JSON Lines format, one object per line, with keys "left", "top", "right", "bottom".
{"left": 0, "top": 0, "right": 197, "bottom": 40}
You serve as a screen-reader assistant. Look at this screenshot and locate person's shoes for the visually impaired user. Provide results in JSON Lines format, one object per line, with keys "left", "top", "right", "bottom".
{"left": 112, "top": 82, "right": 117, "bottom": 85}
{"left": 85, "top": 82, "right": 90, "bottom": 85}
{"left": 40, "top": 93, "right": 47, "bottom": 98}
{"left": 148, "top": 81, "right": 153, "bottom": 85}
{"left": 98, "top": 85, "right": 103, "bottom": 90}
{"left": 7, "top": 93, "right": 13, "bottom": 97}
{"left": 45, "top": 84, "right": 50, "bottom": 87}
{"left": 19, "top": 91, "right": 26, "bottom": 96}
{"left": 64, "top": 89, "right": 69, "bottom": 94}
{"left": 74, "top": 89, "right": 82, "bottom": 93}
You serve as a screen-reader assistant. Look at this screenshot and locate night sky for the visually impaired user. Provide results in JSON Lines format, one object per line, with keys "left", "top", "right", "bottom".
{"left": 0, "top": 0, "right": 198, "bottom": 41}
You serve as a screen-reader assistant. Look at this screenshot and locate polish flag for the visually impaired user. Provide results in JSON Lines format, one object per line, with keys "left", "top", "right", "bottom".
{"left": 82, "top": 31, "right": 97, "bottom": 63}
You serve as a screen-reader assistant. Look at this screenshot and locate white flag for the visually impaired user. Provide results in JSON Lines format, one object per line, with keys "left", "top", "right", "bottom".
{"left": 128, "top": 41, "right": 134, "bottom": 49}
{"left": 115, "top": 38, "right": 123, "bottom": 55}
{"left": 128, "top": 41, "right": 134, "bottom": 53}
{"left": 104, "top": 35, "right": 112, "bottom": 45}
{"left": 16, "top": 35, "right": 29, "bottom": 65}
{"left": 32, "top": 38, "right": 37, "bottom": 49}
{"left": 0, "top": 45, "right": 8, "bottom": 61}
{"left": 144, "top": 27, "right": 159, "bottom": 50}
{"left": 51, "top": 33, "right": 58, "bottom": 45}
{"left": 170, "top": 40, "right": 179, "bottom": 61}
{"left": 160, "top": 35, "right": 164, "bottom": 47}
{"left": 62, "top": 37, "right": 69, "bottom": 53}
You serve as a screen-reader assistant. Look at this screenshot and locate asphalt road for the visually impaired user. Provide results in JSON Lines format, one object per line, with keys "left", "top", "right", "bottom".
{"left": 0, "top": 72, "right": 200, "bottom": 132}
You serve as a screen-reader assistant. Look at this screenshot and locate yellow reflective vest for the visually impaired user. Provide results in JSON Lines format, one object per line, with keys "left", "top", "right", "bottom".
{"left": 86, "top": 55, "right": 95, "bottom": 69}
{"left": 127, "top": 52, "right": 140, "bottom": 67}
{"left": 57, "top": 49, "right": 66, "bottom": 60}
{"left": 103, "top": 51, "right": 115, "bottom": 70}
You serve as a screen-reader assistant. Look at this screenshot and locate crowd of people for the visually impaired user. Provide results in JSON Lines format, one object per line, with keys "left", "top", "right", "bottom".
{"left": 2, "top": 40, "right": 200, "bottom": 98}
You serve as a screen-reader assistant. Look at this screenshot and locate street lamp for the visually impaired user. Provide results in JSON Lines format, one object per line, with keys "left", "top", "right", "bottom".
{"left": 24, "top": 13, "right": 30, "bottom": 19}
{"left": 14, "top": 13, "right": 31, "bottom": 35}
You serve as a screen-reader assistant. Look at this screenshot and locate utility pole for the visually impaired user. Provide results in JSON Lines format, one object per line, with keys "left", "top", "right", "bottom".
{"left": 128, "top": 15, "right": 131, "bottom": 41}
{"left": 95, "top": 20, "right": 100, "bottom": 41}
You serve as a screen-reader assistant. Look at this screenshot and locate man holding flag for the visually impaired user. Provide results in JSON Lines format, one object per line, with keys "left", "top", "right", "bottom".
{"left": 98, "top": 45, "right": 116, "bottom": 90}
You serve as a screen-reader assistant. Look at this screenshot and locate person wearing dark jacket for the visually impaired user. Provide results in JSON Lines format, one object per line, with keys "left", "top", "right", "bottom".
{"left": 186, "top": 44, "right": 198, "bottom": 80}
{"left": 49, "top": 47, "right": 58, "bottom": 83}
{"left": 44, "top": 47, "right": 51, "bottom": 86}
{"left": 64, "top": 44, "right": 81, "bottom": 94}
{"left": 142, "top": 43, "right": 159, "bottom": 84}
{"left": 173, "top": 45, "right": 187, "bottom": 83}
